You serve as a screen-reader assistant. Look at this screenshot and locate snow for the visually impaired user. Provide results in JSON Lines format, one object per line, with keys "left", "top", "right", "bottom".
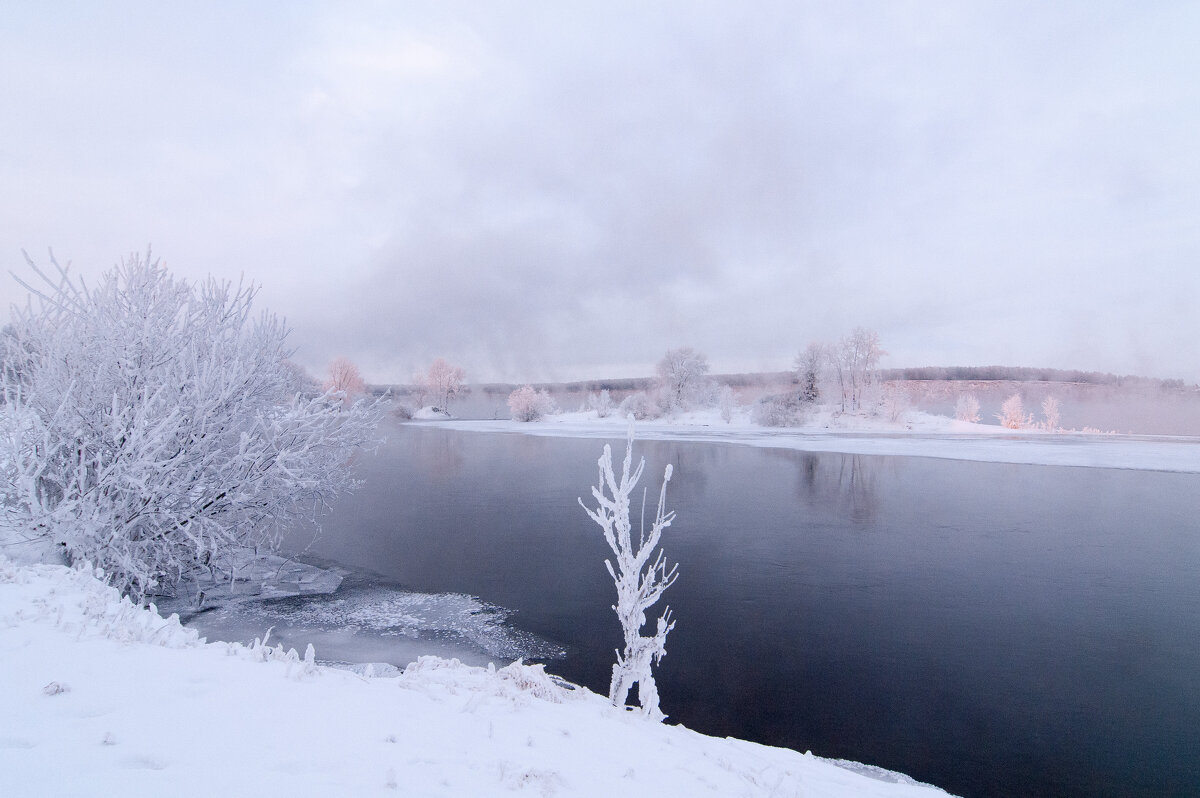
{"left": 434, "top": 407, "right": 1200, "bottom": 473}
{"left": 0, "top": 556, "right": 952, "bottom": 797}
{"left": 413, "top": 406, "right": 453, "bottom": 420}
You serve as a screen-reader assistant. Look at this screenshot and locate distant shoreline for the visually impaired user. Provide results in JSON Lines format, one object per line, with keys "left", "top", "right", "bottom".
{"left": 430, "top": 412, "right": 1200, "bottom": 474}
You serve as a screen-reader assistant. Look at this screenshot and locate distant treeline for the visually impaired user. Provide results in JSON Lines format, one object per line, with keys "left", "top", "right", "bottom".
{"left": 471, "top": 371, "right": 796, "bottom": 396}
{"left": 880, "top": 365, "right": 1186, "bottom": 387}
{"left": 376, "top": 367, "right": 1192, "bottom": 396}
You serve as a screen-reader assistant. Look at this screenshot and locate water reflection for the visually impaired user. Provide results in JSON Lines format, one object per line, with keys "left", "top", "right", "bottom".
{"left": 407, "top": 424, "right": 464, "bottom": 481}
{"left": 792, "top": 452, "right": 881, "bottom": 524}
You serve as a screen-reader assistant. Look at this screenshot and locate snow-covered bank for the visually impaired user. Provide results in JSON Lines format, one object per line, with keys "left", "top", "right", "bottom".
{"left": 0, "top": 558, "right": 950, "bottom": 797}
{"left": 434, "top": 410, "right": 1200, "bottom": 473}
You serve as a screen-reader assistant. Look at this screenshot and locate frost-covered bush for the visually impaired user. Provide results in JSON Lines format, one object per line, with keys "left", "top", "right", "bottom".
{"left": 579, "top": 433, "right": 677, "bottom": 721}
{"left": 0, "top": 252, "right": 384, "bottom": 599}
{"left": 752, "top": 393, "right": 805, "bottom": 427}
{"left": 508, "top": 385, "right": 556, "bottom": 422}
{"left": 618, "top": 391, "right": 660, "bottom": 420}
{"left": 588, "top": 389, "right": 613, "bottom": 418}
{"left": 955, "top": 393, "right": 981, "bottom": 423}
{"left": 997, "top": 393, "right": 1033, "bottom": 429}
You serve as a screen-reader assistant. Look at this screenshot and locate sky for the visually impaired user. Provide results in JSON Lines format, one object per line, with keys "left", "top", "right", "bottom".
{"left": 2, "top": 1, "right": 1198, "bottom": 385}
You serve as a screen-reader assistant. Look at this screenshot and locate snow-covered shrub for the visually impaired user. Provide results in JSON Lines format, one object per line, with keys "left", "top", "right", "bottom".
{"left": 1040, "top": 396, "right": 1061, "bottom": 432}
{"left": 618, "top": 391, "right": 660, "bottom": 420}
{"left": 0, "top": 252, "right": 384, "bottom": 599}
{"left": 997, "top": 393, "right": 1033, "bottom": 429}
{"left": 718, "top": 385, "right": 736, "bottom": 423}
{"left": 578, "top": 434, "right": 677, "bottom": 721}
{"left": 752, "top": 393, "right": 804, "bottom": 427}
{"left": 508, "top": 385, "right": 556, "bottom": 422}
{"left": 955, "top": 393, "right": 981, "bottom": 423}
{"left": 588, "top": 389, "right": 613, "bottom": 418}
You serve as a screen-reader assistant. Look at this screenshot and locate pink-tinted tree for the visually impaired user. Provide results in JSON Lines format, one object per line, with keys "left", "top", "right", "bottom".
{"left": 997, "top": 393, "right": 1032, "bottom": 429}
{"left": 324, "top": 357, "right": 367, "bottom": 405}
{"left": 417, "top": 358, "right": 466, "bottom": 411}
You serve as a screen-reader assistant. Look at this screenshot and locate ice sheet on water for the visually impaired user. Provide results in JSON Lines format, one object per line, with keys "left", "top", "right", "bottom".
{"left": 153, "top": 551, "right": 346, "bottom": 616}
{"left": 256, "top": 586, "right": 565, "bottom": 662}
{"left": 182, "top": 582, "right": 565, "bottom": 670}
{"left": 827, "top": 758, "right": 945, "bottom": 790}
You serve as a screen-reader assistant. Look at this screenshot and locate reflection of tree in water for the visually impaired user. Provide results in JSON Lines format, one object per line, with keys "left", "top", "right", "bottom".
{"left": 410, "top": 427, "right": 465, "bottom": 482}
{"left": 650, "top": 440, "right": 726, "bottom": 498}
{"left": 795, "top": 452, "right": 880, "bottom": 524}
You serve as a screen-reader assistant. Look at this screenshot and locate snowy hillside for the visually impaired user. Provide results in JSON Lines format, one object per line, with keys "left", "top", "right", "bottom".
{"left": 0, "top": 557, "right": 952, "bottom": 797}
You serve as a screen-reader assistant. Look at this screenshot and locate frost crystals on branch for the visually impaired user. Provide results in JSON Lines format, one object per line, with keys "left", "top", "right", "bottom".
{"left": 578, "top": 432, "right": 678, "bottom": 721}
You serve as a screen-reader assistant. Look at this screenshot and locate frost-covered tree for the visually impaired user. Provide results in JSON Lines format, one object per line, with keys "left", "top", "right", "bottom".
{"left": 508, "top": 385, "right": 555, "bottom": 422}
{"left": 794, "top": 342, "right": 824, "bottom": 402}
{"left": 655, "top": 347, "right": 710, "bottom": 413}
{"left": 955, "top": 393, "right": 981, "bottom": 423}
{"left": 0, "top": 252, "right": 384, "bottom": 599}
{"left": 578, "top": 433, "right": 677, "bottom": 721}
{"left": 417, "top": 358, "right": 465, "bottom": 411}
{"left": 1041, "top": 396, "right": 1061, "bottom": 432}
{"left": 324, "top": 356, "right": 367, "bottom": 405}
{"left": 997, "top": 393, "right": 1032, "bottom": 429}
{"left": 835, "top": 328, "right": 884, "bottom": 412}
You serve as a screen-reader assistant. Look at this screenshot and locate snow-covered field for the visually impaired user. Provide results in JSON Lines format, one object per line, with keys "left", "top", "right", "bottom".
{"left": 437, "top": 407, "right": 1200, "bottom": 473}
{"left": 0, "top": 557, "right": 950, "bottom": 797}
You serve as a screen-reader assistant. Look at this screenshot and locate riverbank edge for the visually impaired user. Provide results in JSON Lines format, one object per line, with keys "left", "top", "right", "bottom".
{"left": 430, "top": 413, "right": 1200, "bottom": 473}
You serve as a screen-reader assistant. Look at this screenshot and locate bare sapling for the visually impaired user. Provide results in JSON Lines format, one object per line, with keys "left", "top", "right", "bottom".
{"left": 578, "top": 432, "right": 678, "bottom": 721}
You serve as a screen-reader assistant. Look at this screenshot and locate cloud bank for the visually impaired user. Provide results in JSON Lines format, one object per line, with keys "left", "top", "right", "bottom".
{"left": 3, "top": 2, "right": 1197, "bottom": 383}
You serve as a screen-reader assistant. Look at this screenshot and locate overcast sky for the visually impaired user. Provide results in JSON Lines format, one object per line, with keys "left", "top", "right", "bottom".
{"left": 3, "top": 1, "right": 1198, "bottom": 384}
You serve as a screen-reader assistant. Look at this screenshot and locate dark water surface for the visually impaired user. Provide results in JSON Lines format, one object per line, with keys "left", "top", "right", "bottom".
{"left": 285, "top": 421, "right": 1200, "bottom": 798}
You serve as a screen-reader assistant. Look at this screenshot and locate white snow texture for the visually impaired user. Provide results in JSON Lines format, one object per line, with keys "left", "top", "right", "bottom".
{"left": 0, "top": 555, "right": 951, "bottom": 797}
